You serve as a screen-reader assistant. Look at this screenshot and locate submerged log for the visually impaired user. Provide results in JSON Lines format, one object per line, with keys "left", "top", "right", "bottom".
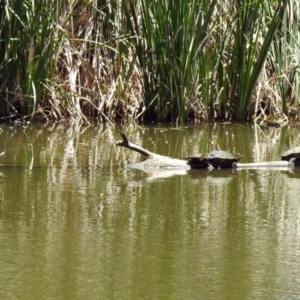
{"left": 115, "top": 133, "right": 296, "bottom": 170}
{"left": 235, "top": 160, "right": 294, "bottom": 169}
{"left": 115, "top": 132, "right": 153, "bottom": 157}
{"left": 115, "top": 132, "right": 189, "bottom": 169}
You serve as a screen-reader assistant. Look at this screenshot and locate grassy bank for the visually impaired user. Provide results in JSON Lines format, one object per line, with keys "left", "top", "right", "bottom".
{"left": 0, "top": 0, "right": 298, "bottom": 124}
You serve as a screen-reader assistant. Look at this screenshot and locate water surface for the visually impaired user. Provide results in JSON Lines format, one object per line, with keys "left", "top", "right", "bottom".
{"left": 0, "top": 123, "right": 300, "bottom": 299}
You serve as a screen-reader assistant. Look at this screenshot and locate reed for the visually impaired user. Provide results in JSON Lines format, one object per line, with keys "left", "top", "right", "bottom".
{"left": 122, "top": 0, "right": 291, "bottom": 122}
{"left": 0, "top": 0, "right": 64, "bottom": 121}
{"left": 206, "top": 0, "right": 288, "bottom": 121}
{"left": 122, "top": 0, "right": 217, "bottom": 123}
{"left": 0, "top": 0, "right": 298, "bottom": 124}
{"left": 267, "top": 0, "right": 300, "bottom": 117}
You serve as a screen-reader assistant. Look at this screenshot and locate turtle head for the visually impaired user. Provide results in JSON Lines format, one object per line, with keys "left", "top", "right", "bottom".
{"left": 199, "top": 154, "right": 207, "bottom": 161}
{"left": 288, "top": 157, "right": 296, "bottom": 168}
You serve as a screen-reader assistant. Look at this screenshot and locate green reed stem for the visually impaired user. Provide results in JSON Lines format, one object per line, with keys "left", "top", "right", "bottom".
{"left": 0, "top": 0, "right": 64, "bottom": 119}
{"left": 123, "top": 0, "right": 216, "bottom": 123}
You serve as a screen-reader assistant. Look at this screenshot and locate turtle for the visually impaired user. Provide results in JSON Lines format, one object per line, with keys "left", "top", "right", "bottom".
{"left": 185, "top": 153, "right": 209, "bottom": 169}
{"left": 206, "top": 150, "right": 243, "bottom": 168}
{"left": 281, "top": 147, "right": 300, "bottom": 166}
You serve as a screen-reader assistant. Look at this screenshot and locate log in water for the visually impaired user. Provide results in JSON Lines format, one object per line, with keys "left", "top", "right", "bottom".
{"left": 116, "top": 133, "right": 296, "bottom": 170}
{"left": 235, "top": 160, "right": 292, "bottom": 169}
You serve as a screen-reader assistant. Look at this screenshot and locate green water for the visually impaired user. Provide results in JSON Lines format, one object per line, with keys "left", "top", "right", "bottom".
{"left": 0, "top": 123, "right": 300, "bottom": 299}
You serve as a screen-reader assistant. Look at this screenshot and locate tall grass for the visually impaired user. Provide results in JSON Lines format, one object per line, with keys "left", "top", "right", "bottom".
{"left": 214, "top": 0, "right": 288, "bottom": 121}
{"left": 0, "top": 0, "right": 298, "bottom": 124}
{"left": 42, "top": 0, "right": 143, "bottom": 123}
{"left": 122, "top": 0, "right": 217, "bottom": 123}
{"left": 121, "top": 0, "right": 291, "bottom": 122}
{"left": 268, "top": 0, "right": 300, "bottom": 117}
{"left": 0, "top": 0, "right": 64, "bottom": 121}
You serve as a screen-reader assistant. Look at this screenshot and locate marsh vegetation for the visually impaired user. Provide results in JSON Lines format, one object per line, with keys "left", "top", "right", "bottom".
{"left": 1, "top": 0, "right": 299, "bottom": 124}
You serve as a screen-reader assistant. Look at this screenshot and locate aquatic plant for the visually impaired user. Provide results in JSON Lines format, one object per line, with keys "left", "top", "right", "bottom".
{"left": 0, "top": 0, "right": 298, "bottom": 124}
{"left": 265, "top": 0, "right": 300, "bottom": 120}
{"left": 214, "top": 0, "right": 288, "bottom": 121}
{"left": 0, "top": 0, "right": 64, "bottom": 121}
{"left": 122, "top": 0, "right": 217, "bottom": 123}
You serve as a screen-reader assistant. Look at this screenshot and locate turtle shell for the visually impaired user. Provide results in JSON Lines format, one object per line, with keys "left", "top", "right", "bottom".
{"left": 281, "top": 147, "right": 300, "bottom": 160}
{"left": 281, "top": 147, "right": 300, "bottom": 166}
{"left": 206, "top": 150, "right": 242, "bottom": 168}
{"left": 185, "top": 153, "right": 209, "bottom": 169}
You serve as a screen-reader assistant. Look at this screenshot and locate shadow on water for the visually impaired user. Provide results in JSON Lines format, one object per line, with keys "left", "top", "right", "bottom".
{"left": 0, "top": 122, "right": 300, "bottom": 299}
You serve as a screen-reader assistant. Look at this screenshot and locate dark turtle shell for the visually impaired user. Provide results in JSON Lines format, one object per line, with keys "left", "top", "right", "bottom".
{"left": 185, "top": 153, "right": 209, "bottom": 169}
{"left": 206, "top": 150, "right": 242, "bottom": 168}
{"left": 281, "top": 147, "right": 300, "bottom": 166}
{"left": 281, "top": 147, "right": 300, "bottom": 160}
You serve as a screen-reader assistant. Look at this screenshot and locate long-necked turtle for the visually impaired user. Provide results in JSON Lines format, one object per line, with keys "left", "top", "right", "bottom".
{"left": 185, "top": 153, "right": 209, "bottom": 169}
{"left": 206, "top": 150, "right": 243, "bottom": 168}
{"left": 281, "top": 147, "right": 300, "bottom": 166}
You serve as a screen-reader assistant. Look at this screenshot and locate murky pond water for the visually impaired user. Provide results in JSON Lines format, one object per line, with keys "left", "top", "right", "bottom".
{"left": 0, "top": 122, "right": 300, "bottom": 299}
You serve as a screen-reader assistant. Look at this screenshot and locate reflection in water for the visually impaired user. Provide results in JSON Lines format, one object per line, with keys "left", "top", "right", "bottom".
{"left": 0, "top": 123, "right": 300, "bottom": 299}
